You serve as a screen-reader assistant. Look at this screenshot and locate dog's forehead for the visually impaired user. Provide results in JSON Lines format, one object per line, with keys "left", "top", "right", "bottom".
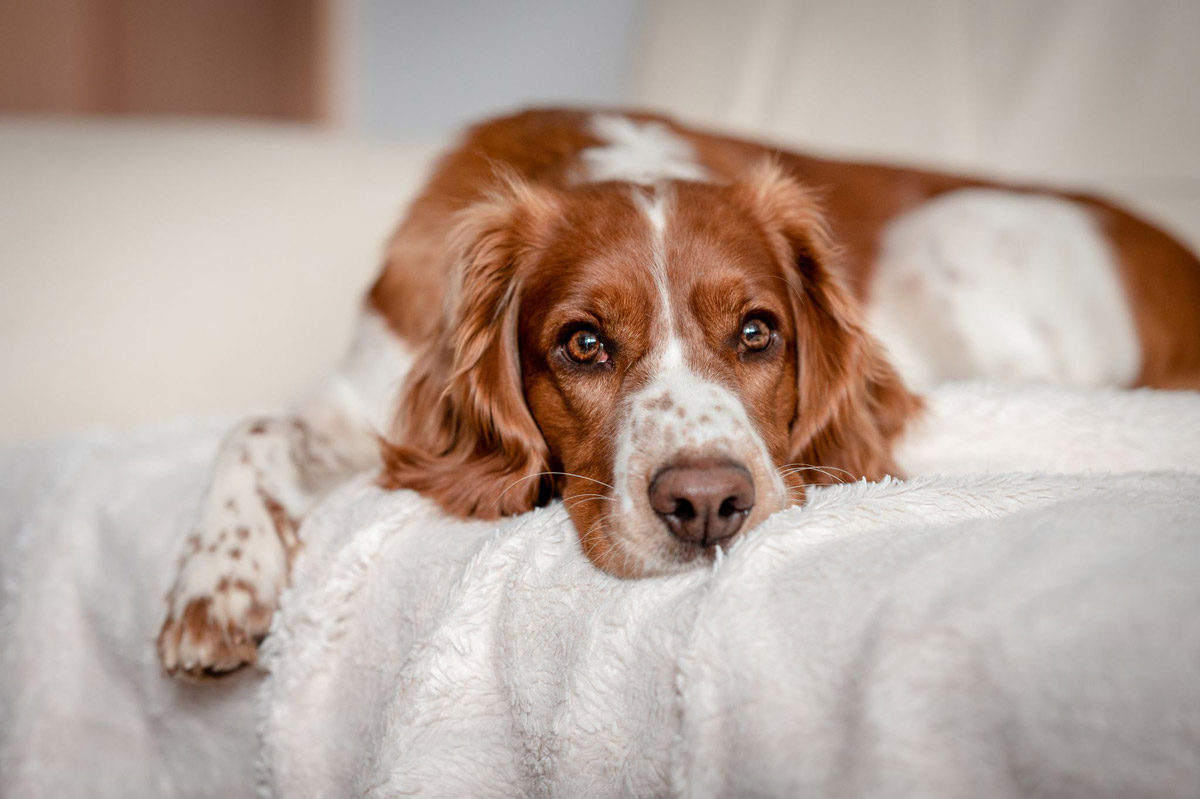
{"left": 524, "top": 181, "right": 791, "bottom": 334}
{"left": 662, "top": 183, "right": 785, "bottom": 281}
{"left": 526, "top": 186, "right": 660, "bottom": 306}
{"left": 649, "top": 190, "right": 795, "bottom": 338}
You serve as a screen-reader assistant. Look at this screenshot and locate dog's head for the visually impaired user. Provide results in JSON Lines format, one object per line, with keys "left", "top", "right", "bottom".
{"left": 381, "top": 161, "right": 919, "bottom": 576}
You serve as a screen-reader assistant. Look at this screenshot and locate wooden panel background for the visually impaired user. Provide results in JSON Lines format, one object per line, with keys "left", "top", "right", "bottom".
{"left": 0, "top": 0, "right": 332, "bottom": 121}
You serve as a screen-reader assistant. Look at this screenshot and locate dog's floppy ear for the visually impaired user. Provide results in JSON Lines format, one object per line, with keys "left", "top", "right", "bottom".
{"left": 380, "top": 176, "right": 560, "bottom": 518}
{"left": 732, "top": 160, "right": 921, "bottom": 483}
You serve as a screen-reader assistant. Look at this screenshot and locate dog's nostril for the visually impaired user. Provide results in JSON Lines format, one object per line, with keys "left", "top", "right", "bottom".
{"left": 673, "top": 498, "right": 697, "bottom": 521}
{"left": 718, "top": 497, "right": 741, "bottom": 519}
{"left": 649, "top": 459, "right": 756, "bottom": 547}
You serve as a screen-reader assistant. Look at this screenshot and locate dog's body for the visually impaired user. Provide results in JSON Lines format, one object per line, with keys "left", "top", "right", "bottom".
{"left": 158, "top": 108, "right": 1200, "bottom": 677}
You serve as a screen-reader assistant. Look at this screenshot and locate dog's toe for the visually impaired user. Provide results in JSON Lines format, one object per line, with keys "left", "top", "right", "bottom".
{"left": 158, "top": 592, "right": 274, "bottom": 680}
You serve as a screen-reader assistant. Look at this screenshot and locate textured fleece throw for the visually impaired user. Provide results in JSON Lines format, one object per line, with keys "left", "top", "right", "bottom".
{"left": 2, "top": 384, "right": 1199, "bottom": 798}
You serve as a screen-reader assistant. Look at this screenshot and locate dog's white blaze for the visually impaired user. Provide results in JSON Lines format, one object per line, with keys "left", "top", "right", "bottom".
{"left": 634, "top": 189, "right": 684, "bottom": 367}
{"left": 661, "top": 337, "right": 685, "bottom": 371}
{"left": 576, "top": 113, "right": 785, "bottom": 573}
{"left": 582, "top": 114, "right": 710, "bottom": 185}
{"left": 604, "top": 190, "right": 787, "bottom": 574}
{"left": 640, "top": 190, "right": 669, "bottom": 235}
{"left": 867, "top": 188, "right": 1141, "bottom": 390}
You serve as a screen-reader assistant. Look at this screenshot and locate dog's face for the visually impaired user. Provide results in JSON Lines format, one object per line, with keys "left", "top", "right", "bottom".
{"left": 518, "top": 181, "right": 802, "bottom": 575}
{"left": 383, "top": 162, "right": 917, "bottom": 577}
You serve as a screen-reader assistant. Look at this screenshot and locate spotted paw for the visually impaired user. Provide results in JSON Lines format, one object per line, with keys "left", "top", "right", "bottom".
{"left": 158, "top": 505, "right": 291, "bottom": 678}
{"left": 158, "top": 590, "right": 274, "bottom": 678}
{"left": 158, "top": 418, "right": 305, "bottom": 678}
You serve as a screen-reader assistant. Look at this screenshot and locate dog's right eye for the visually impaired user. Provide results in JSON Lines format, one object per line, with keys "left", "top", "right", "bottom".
{"left": 740, "top": 317, "right": 773, "bottom": 352}
{"left": 564, "top": 327, "right": 609, "bottom": 366}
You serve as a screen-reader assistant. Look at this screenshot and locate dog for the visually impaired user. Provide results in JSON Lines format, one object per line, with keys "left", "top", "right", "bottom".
{"left": 158, "top": 108, "right": 1200, "bottom": 678}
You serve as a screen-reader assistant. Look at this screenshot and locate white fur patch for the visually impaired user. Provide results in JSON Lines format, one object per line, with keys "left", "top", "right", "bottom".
{"left": 867, "top": 189, "right": 1141, "bottom": 389}
{"left": 336, "top": 308, "right": 416, "bottom": 433}
{"left": 581, "top": 114, "right": 710, "bottom": 185}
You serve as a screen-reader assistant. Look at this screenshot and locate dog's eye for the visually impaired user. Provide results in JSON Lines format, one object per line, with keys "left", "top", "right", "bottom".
{"left": 565, "top": 328, "right": 609, "bottom": 365}
{"left": 740, "top": 317, "right": 773, "bottom": 352}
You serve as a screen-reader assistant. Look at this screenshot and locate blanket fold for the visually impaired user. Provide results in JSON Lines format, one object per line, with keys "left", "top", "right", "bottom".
{"left": 259, "top": 472, "right": 1200, "bottom": 799}
{"left": 2, "top": 384, "right": 1199, "bottom": 798}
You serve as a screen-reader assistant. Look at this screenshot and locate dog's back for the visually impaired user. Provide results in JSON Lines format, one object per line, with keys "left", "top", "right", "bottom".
{"left": 372, "top": 108, "right": 1200, "bottom": 390}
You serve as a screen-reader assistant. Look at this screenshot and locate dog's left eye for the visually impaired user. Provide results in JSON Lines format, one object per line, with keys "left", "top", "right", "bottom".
{"left": 740, "top": 317, "right": 773, "bottom": 352}
{"left": 564, "top": 327, "right": 609, "bottom": 365}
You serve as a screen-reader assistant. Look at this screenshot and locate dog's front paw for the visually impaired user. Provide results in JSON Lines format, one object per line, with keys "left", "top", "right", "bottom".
{"left": 158, "top": 513, "right": 289, "bottom": 678}
{"left": 158, "top": 572, "right": 276, "bottom": 678}
{"left": 159, "top": 419, "right": 305, "bottom": 678}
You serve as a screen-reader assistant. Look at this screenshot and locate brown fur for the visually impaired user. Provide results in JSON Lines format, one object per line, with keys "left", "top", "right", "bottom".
{"left": 730, "top": 162, "right": 921, "bottom": 487}
{"left": 371, "top": 107, "right": 1199, "bottom": 573}
{"left": 377, "top": 158, "right": 920, "bottom": 567}
{"left": 380, "top": 177, "right": 560, "bottom": 517}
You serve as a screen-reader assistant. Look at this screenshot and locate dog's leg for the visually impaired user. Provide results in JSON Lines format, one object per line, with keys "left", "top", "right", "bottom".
{"left": 158, "top": 309, "right": 411, "bottom": 678}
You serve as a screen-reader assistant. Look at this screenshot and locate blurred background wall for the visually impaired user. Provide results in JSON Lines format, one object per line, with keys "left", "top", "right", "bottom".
{"left": 5, "top": 0, "right": 1198, "bottom": 185}
{"left": 0, "top": 0, "right": 646, "bottom": 134}
{"left": 348, "top": 0, "right": 645, "bottom": 138}
{"left": 2, "top": 0, "right": 1198, "bottom": 441}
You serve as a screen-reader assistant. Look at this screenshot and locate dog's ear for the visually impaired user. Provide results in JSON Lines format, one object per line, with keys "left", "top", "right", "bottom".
{"left": 380, "top": 176, "right": 561, "bottom": 518}
{"left": 732, "top": 160, "right": 921, "bottom": 484}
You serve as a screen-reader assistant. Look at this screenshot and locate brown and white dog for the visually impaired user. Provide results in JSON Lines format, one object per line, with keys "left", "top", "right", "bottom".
{"left": 158, "top": 108, "right": 1200, "bottom": 678}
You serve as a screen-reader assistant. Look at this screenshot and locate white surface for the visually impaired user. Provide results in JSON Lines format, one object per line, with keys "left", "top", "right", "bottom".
{"left": 3, "top": 382, "right": 1199, "bottom": 797}
{"left": 0, "top": 119, "right": 440, "bottom": 443}
{"left": 263, "top": 474, "right": 1200, "bottom": 798}
{"left": 0, "top": 419, "right": 259, "bottom": 798}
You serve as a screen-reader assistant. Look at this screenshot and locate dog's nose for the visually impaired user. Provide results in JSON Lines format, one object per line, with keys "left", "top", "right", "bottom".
{"left": 649, "top": 459, "right": 755, "bottom": 547}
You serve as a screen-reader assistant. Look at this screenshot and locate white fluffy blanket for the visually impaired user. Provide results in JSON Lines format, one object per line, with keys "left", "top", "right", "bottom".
{"left": 3, "top": 384, "right": 1200, "bottom": 798}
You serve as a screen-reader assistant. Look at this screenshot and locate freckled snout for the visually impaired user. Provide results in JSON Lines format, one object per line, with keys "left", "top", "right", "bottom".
{"left": 648, "top": 458, "right": 755, "bottom": 547}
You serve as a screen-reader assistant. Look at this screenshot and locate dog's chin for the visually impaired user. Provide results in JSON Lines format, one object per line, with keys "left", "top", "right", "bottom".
{"left": 572, "top": 499, "right": 785, "bottom": 579}
{"left": 603, "top": 535, "right": 717, "bottom": 579}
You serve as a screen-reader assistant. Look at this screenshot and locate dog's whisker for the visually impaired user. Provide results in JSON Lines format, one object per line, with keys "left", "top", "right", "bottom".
{"left": 781, "top": 462, "right": 857, "bottom": 479}
{"left": 494, "top": 471, "right": 616, "bottom": 508}
{"left": 542, "top": 471, "right": 616, "bottom": 490}
{"left": 778, "top": 463, "right": 856, "bottom": 484}
{"left": 564, "top": 493, "right": 617, "bottom": 504}
{"left": 581, "top": 512, "right": 615, "bottom": 568}
{"left": 562, "top": 494, "right": 617, "bottom": 513}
